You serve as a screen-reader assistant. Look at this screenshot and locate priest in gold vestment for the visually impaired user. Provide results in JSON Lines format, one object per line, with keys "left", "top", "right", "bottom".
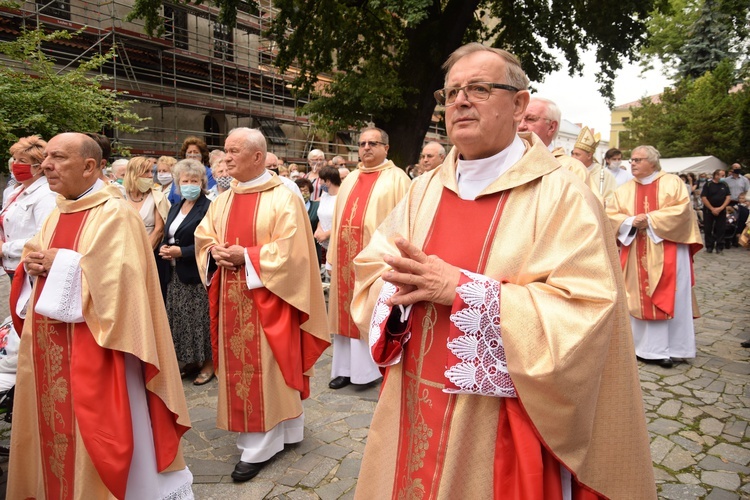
{"left": 351, "top": 44, "right": 655, "bottom": 499}
{"left": 327, "top": 127, "right": 410, "bottom": 390}
{"left": 518, "top": 96, "right": 589, "bottom": 184}
{"left": 194, "top": 127, "right": 330, "bottom": 482}
{"left": 607, "top": 145, "right": 702, "bottom": 369}
{"left": 9, "top": 133, "right": 192, "bottom": 500}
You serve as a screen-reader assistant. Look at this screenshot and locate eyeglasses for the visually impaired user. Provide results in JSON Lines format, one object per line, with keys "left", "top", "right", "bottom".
{"left": 358, "top": 141, "right": 387, "bottom": 148}
{"left": 630, "top": 158, "right": 648, "bottom": 164}
{"left": 434, "top": 82, "right": 519, "bottom": 106}
{"left": 520, "top": 114, "right": 551, "bottom": 124}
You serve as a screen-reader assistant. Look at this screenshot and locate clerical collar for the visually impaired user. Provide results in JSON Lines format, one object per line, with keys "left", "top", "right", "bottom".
{"left": 74, "top": 179, "right": 105, "bottom": 200}
{"left": 238, "top": 170, "right": 271, "bottom": 187}
{"left": 637, "top": 171, "right": 659, "bottom": 185}
{"left": 456, "top": 135, "right": 525, "bottom": 181}
{"left": 362, "top": 159, "right": 388, "bottom": 170}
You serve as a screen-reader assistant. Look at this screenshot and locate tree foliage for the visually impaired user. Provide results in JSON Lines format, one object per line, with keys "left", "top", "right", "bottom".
{"left": 0, "top": 29, "right": 145, "bottom": 161}
{"left": 622, "top": 60, "right": 748, "bottom": 163}
{"left": 640, "top": 0, "right": 749, "bottom": 79}
{"left": 128, "top": 0, "right": 661, "bottom": 166}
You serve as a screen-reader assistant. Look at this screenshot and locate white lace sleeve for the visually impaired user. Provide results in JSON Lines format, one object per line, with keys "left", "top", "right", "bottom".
{"left": 34, "top": 248, "right": 84, "bottom": 323}
{"left": 368, "top": 281, "right": 412, "bottom": 366}
{"left": 444, "top": 270, "right": 516, "bottom": 398}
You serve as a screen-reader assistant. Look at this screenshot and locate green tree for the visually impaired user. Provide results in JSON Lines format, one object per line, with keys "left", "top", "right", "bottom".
{"left": 0, "top": 28, "right": 144, "bottom": 162}
{"left": 128, "top": 0, "right": 661, "bottom": 166}
{"left": 623, "top": 60, "right": 746, "bottom": 163}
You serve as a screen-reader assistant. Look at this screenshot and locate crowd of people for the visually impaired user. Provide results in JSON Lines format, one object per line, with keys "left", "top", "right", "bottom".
{"left": 1, "top": 41, "right": 749, "bottom": 499}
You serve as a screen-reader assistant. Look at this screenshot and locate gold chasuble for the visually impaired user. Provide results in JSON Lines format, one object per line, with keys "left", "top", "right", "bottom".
{"left": 607, "top": 172, "right": 703, "bottom": 320}
{"left": 194, "top": 176, "right": 330, "bottom": 432}
{"left": 328, "top": 160, "right": 409, "bottom": 338}
{"left": 8, "top": 185, "right": 190, "bottom": 500}
{"left": 551, "top": 146, "right": 590, "bottom": 184}
{"left": 351, "top": 136, "right": 655, "bottom": 499}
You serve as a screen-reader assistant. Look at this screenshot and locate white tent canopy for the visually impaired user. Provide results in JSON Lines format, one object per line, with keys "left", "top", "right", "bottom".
{"left": 659, "top": 156, "right": 727, "bottom": 174}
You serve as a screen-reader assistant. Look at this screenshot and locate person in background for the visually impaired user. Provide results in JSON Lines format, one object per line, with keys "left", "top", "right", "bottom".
{"left": 156, "top": 155, "right": 178, "bottom": 203}
{"left": 278, "top": 165, "right": 290, "bottom": 178}
{"left": 338, "top": 167, "right": 350, "bottom": 182}
{"left": 314, "top": 166, "right": 341, "bottom": 278}
{"left": 84, "top": 132, "right": 112, "bottom": 183}
{"left": 305, "top": 149, "right": 326, "bottom": 200}
{"left": 159, "top": 159, "right": 213, "bottom": 385}
{"left": 331, "top": 156, "right": 347, "bottom": 168}
{"left": 608, "top": 145, "right": 702, "bottom": 368}
{"left": 604, "top": 148, "right": 633, "bottom": 187}
{"left": 701, "top": 169, "right": 732, "bottom": 254}
{"left": 1, "top": 136, "right": 57, "bottom": 279}
{"left": 295, "top": 177, "right": 322, "bottom": 265}
{"left": 418, "top": 141, "right": 446, "bottom": 176}
{"left": 111, "top": 158, "right": 128, "bottom": 185}
{"left": 266, "top": 152, "right": 304, "bottom": 200}
{"left": 207, "top": 150, "right": 226, "bottom": 200}
{"left": 123, "top": 157, "right": 170, "bottom": 251}
{"left": 572, "top": 126, "right": 616, "bottom": 206}
{"left": 212, "top": 157, "right": 232, "bottom": 196}
{"left": 180, "top": 136, "right": 217, "bottom": 190}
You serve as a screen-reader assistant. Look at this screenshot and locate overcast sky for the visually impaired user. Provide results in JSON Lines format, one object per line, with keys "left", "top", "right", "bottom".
{"left": 533, "top": 50, "right": 674, "bottom": 141}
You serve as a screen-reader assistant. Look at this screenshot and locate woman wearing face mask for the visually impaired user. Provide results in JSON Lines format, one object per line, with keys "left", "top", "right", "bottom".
{"left": 158, "top": 159, "right": 213, "bottom": 385}
{"left": 124, "top": 157, "right": 170, "bottom": 251}
{"left": 212, "top": 158, "right": 232, "bottom": 196}
{"left": 156, "top": 155, "right": 178, "bottom": 201}
{"left": 179, "top": 136, "right": 216, "bottom": 191}
{"left": 1, "top": 136, "right": 57, "bottom": 279}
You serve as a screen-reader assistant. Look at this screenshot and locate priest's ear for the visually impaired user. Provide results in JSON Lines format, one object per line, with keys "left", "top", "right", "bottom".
{"left": 82, "top": 157, "right": 99, "bottom": 179}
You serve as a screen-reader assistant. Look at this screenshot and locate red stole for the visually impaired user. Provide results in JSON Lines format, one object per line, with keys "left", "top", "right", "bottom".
{"left": 336, "top": 171, "right": 382, "bottom": 338}
{"left": 620, "top": 179, "right": 677, "bottom": 320}
{"left": 390, "top": 188, "right": 603, "bottom": 500}
{"left": 214, "top": 192, "right": 318, "bottom": 432}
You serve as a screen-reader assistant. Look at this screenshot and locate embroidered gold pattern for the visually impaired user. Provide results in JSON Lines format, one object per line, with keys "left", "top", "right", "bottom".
{"left": 339, "top": 197, "right": 360, "bottom": 321}
{"left": 36, "top": 316, "right": 70, "bottom": 493}
{"left": 226, "top": 273, "right": 255, "bottom": 414}
{"left": 398, "top": 304, "right": 438, "bottom": 499}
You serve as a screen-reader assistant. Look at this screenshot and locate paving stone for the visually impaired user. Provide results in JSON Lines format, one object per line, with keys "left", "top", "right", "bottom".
{"left": 669, "top": 435, "right": 703, "bottom": 454}
{"left": 299, "top": 456, "right": 338, "bottom": 488}
{"left": 657, "top": 400, "right": 681, "bottom": 417}
{"left": 675, "top": 473, "right": 700, "bottom": 485}
{"left": 192, "top": 480, "right": 275, "bottom": 499}
{"left": 650, "top": 436, "right": 675, "bottom": 463}
{"left": 344, "top": 413, "right": 374, "bottom": 429}
{"left": 186, "top": 457, "right": 235, "bottom": 476}
{"left": 648, "top": 418, "right": 684, "bottom": 436}
{"left": 700, "top": 417, "right": 725, "bottom": 436}
{"left": 659, "top": 484, "right": 707, "bottom": 499}
{"left": 313, "top": 429, "right": 346, "bottom": 443}
{"left": 704, "top": 488, "right": 741, "bottom": 500}
{"left": 277, "top": 470, "right": 307, "bottom": 487}
{"left": 701, "top": 404, "right": 731, "bottom": 419}
{"left": 315, "top": 478, "right": 357, "bottom": 500}
{"left": 723, "top": 420, "right": 748, "bottom": 438}
{"left": 701, "top": 471, "right": 741, "bottom": 491}
{"left": 661, "top": 445, "right": 697, "bottom": 471}
{"left": 316, "top": 443, "right": 351, "bottom": 460}
{"left": 291, "top": 452, "right": 326, "bottom": 473}
{"left": 698, "top": 455, "right": 750, "bottom": 474}
{"left": 336, "top": 456, "right": 362, "bottom": 479}
{"left": 707, "top": 443, "right": 750, "bottom": 465}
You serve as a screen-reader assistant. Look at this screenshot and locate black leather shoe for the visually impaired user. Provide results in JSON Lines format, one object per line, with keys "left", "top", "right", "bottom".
{"left": 741, "top": 341, "right": 750, "bottom": 348}
{"left": 231, "top": 460, "right": 267, "bottom": 482}
{"left": 656, "top": 358, "right": 674, "bottom": 368}
{"left": 328, "top": 376, "right": 351, "bottom": 389}
{"left": 706, "top": 248, "right": 713, "bottom": 253}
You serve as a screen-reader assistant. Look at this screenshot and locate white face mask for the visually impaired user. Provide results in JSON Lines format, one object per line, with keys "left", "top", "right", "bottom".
{"left": 136, "top": 177, "right": 153, "bottom": 193}
{"left": 157, "top": 173, "right": 173, "bottom": 185}
{"left": 609, "top": 160, "right": 621, "bottom": 169}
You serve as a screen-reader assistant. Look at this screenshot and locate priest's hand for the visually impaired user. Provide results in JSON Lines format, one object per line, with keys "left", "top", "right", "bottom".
{"left": 381, "top": 237, "right": 461, "bottom": 307}
{"left": 633, "top": 214, "right": 649, "bottom": 230}
{"left": 212, "top": 243, "right": 245, "bottom": 271}
{"left": 24, "top": 249, "right": 59, "bottom": 277}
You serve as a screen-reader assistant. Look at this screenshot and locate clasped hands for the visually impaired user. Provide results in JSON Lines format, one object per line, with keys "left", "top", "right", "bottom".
{"left": 211, "top": 242, "right": 245, "bottom": 272}
{"left": 24, "top": 249, "right": 58, "bottom": 277}
{"left": 158, "top": 245, "right": 181, "bottom": 260}
{"left": 381, "top": 236, "right": 461, "bottom": 307}
{"left": 632, "top": 213, "right": 649, "bottom": 230}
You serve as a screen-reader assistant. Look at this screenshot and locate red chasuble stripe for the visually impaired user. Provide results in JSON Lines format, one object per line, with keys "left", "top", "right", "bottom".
{"left": 392, "top": 189, "right": 507, "bottom": 499}
{"left": 336, "top": 171, "right": 382, "bottom": 339}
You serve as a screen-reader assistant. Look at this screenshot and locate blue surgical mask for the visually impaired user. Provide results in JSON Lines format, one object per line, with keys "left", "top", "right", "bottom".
{"left": 181, "top": 184, "right": 201, "bottom": 201}
{"left": 321, "top": 184, "right": 329, "bottom": 193}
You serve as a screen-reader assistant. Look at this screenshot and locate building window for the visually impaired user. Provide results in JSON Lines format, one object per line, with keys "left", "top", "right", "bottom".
{"left": 36, "top": 0, "right": 71, "bottom": 20}
{"left": 164, "top": 5, "right": 188, "bottom": 50}
{"left": 622, "top": 117, "right": 630, "bottom": 123}
{"left": 257, "top": 118, "right": 287, "bottom": 145}
{"left": 214, "top": 23, "right": 234, "bottom": 62}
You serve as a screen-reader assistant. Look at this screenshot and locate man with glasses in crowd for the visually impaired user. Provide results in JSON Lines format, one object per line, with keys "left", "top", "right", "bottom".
{"left": 350, "top": 43, "right": 655, "bottom": 499}
{"left": 326, "top": 127, "right": 410, "bottom": 390}
{"left": 518, "top": 96, "right": 589, "bottom": 183}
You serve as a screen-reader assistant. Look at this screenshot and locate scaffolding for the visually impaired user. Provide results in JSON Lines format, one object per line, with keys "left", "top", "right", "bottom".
{"left": 0, "top": 0, "right": 383, "bottom": 162}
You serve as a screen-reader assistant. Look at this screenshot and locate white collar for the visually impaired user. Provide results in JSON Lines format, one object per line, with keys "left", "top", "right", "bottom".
{"left": 637, "top": 171, "right": 659, "bottom": 185}
{"left": 456, "top": 135, "right": 525, "bottom": 182}
{"left": 238, "top": 170, "right": 271, "bottom": 187}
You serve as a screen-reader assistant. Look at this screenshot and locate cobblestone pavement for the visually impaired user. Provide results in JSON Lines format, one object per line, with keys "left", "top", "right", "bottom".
{"left": 0, "top": 247, "right": 748, "bottom": 499}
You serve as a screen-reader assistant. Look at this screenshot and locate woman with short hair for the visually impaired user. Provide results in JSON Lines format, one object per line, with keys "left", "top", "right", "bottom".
{"left": 158, "top": 159, "right": 214, "bottom": 384}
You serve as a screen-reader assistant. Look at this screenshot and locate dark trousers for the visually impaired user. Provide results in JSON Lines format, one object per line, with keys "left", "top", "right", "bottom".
{"left": 703, "top": 208, "right": 726, "bottom": 250}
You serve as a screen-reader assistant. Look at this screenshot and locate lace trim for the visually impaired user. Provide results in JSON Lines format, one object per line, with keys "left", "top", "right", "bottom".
{"left": 369, "top": 281, "right": 396, "bottom": 350}
{"left": 162, "top": 480, "right": 194, "bottom": 500}
{"left": 55, "top": 251, "right": 83, "bottom": 323}
{"left": 445, "top": 270, "right": 516, "bottom": 398}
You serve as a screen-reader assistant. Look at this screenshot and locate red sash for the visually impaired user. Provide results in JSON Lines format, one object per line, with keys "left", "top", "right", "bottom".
{"left": 336, "top": 171, "right": 381, "bottom": 338}
{"left": 619, "top": 179, "right": 677, "bottom": 320}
